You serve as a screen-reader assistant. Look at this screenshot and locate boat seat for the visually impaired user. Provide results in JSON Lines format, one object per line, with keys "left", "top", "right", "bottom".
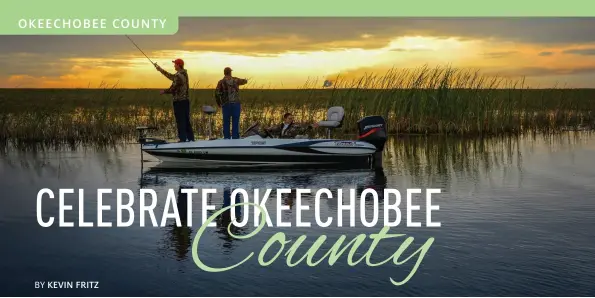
{"left": 317, "top": 106, "right": 344, "bottom": 128}
{"left": 317, "top": 106, "right": 345, "bottom": 138}
{"left": 202, "top": 105, "right": 216, "bottom": 115}
{"left": 317, "top": 120, "right": 341, "bottom": 128}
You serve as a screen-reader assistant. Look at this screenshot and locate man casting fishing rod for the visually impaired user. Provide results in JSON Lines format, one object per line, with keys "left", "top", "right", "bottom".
{"left": 153, "top": 59, "right": 195, "bottom": 142}
{"left": 125, "top": 35, "right": 194, "bottom": 142}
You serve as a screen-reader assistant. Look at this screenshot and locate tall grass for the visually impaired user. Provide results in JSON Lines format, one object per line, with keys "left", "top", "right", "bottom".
{"left": 0, "top": 66, "right": 593, "bottom": 147}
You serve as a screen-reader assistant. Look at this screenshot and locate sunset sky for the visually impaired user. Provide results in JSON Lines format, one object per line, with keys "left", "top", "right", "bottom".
{"left": 1, "top": 17, "right": 595, "bottom": 88}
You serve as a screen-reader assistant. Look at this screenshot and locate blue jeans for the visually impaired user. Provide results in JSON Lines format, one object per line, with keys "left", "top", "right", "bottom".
{"left": 222, "top": 102, "right": 241, "bottom": 139}
{"left": 173, "top": 99, "right": 195, "bottom": 142}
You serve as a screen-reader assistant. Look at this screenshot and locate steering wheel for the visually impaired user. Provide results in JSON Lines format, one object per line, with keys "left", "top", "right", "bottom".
{"left": 242, "top": 122, "right": 261, "bottom": 137}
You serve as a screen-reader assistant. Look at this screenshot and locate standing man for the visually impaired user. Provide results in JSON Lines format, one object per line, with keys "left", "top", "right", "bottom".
{"left": 155, "top": 58, "right": 195, "bottom": 142}
{"left": 215, "top": 67, "right": 248, "bottom": 139}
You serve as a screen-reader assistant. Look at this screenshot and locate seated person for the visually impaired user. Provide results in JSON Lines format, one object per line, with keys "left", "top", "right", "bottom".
{"left": 265, "top": 112, "right": 319, "bottom": 139}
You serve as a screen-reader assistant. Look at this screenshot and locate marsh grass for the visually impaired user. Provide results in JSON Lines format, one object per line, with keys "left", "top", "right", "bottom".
{"left": 0, "top": 66, "right": 594, "bottom": 147}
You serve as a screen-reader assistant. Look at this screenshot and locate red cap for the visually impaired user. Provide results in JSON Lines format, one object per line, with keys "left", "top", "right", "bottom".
{"left": 172, "top": 59, "right": 184, "bottom": 67}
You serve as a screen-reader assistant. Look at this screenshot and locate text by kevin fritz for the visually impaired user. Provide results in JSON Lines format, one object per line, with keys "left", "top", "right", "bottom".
{"left": 34, "top": 281, "right": 99, "bottom": 289}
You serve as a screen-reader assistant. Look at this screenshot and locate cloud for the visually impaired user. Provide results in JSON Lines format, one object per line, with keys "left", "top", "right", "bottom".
{"left": 0, "top": 54, "right": 137, "bottom": 79}
{"left": 484, "top": 66, "right": 595, "bottom": 77}
{"left": 563, "top": 48, "right": 595, "bottom": 56}
{"left": 2, "top": 18, "right": 595, "bottom": 58}
{"left": 3, "top": 17, "right": 595, "bottom": 88}
{"left": 0, "top": 53, "right": 69, "bottom": 76}
{"left": 389, "top": 48, "right": 433, "bottom": 52}
{"left": 321, "top": 63, "right": 595, "bottom": 86}
{"left": 483, "top": 51, "right": 517, "bottom": 59}
{"left": 1, "top": 18, "right": 594, "bottom": 78}
{"left": 66, "top": 58, "right": 137, "bottom": 68}
{"left": 538, "top": 51, "right": 554, "bottom": 56}
{"left": 1, "top": 58, "right": 138, "bottom": 88}
{"left": 173, "top": 18, "right": 595, "bottom": 46}
{"left": 180, "top": 35, "right": 391, "bottom": 53}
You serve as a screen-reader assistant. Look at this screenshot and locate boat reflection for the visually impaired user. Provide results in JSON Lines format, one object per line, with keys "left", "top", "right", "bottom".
{"left": 216, "top": 187, "right": 247, "bottom": 253}
{"left": 139, "top": 168, "right": 387, "bottom": 191}
{"left": 160, "top": 186, "right": 193, "bottom": 262}
{"left": 143, "top": 168, "right": 387, "bottom": 261}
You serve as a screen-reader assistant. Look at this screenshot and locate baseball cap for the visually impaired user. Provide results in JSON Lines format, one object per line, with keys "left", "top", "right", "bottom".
{"left": 172, "top": 59, "right": 184, "bottom": 67}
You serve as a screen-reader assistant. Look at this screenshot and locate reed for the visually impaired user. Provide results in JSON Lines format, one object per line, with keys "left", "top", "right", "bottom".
{"left": 0, "top": 66, "right": 593, "bottom": 147}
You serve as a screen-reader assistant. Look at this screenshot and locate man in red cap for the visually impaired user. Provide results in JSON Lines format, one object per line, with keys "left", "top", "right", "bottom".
{"left": 215, "top": 67, "right": 248, "bottom": 139}
{"left": 154, "top": 58, "right": 195, "bottom": 142}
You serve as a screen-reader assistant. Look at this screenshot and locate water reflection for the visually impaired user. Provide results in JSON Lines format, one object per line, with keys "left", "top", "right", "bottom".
{"left": 160, "top": 186, "right": 193, "bottom": 261}
{"left": 136, "top": 132, "right": 591, "bottom": 264}
{"left": 137, "top": 135, "right": 532, "bottom": 192}
{"left": 157, "top": 184, "right": 251, "bottom": 261}
{"left": 139, "top": 168, "right": 389, "bottom": 196}
{"left": 144, "top": 168, "right": 390, "bottom": 261}
{"left": 7, "top": 134, "right": 593, "bottom": 187}
{"left": 3, "top": 133, "right": 594, "bottom": 264}
{"left": 357, "top": 169, "right": 387, "bottom": 194}
{"left": 383, "top": 136, "right": 527, "bottom": 188}
{"left": 2, "top": 133, "right": 595, "bottom": 296}
{"left": 216, "top": 187, "right": 247, "bottom": 253}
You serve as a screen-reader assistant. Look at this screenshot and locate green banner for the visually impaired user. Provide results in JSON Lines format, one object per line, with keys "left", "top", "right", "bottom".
{"left": 1, "top": 0, "right": 595, "bottom": 35}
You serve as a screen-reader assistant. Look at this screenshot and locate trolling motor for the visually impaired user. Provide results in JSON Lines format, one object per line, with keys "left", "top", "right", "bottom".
{"left": 135, "top": 126, "right": 163, "bottom": 144}
{"left": 135, "top": 126, "right": 165, "bottom": 162}
{"left": 357, "top": 115, "right": 388, "bottom": 170}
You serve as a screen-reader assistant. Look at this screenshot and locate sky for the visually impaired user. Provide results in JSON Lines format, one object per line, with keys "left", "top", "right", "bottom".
{"left": 1, "top": 17, "right": 595, "bottom": 89}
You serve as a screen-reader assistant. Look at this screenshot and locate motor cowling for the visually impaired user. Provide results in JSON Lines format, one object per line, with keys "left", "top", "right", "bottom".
{"left": 358, "top": 115, "right": 387, "bottom": 151}
{"left": 357, "top": 115, "right": 387, "bottom": 170}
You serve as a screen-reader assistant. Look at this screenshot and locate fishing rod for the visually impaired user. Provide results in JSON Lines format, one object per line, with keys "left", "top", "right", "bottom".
{"left": 125, "top": 34, "right": 155, "bottom": 66}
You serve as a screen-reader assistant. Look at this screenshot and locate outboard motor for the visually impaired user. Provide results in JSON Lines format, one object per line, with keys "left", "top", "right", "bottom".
{"left": 357, "top": 116, "right": 387, "bottom": 170}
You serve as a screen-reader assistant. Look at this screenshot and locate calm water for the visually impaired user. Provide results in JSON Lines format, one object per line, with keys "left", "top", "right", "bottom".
{"left": 1, "top": 134, "right": 595, "bottom": 296}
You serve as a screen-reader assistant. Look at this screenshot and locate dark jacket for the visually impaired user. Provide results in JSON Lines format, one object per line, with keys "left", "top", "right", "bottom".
{"left": 215, "top": 76, "right": 248, "bottom": 106}
{"left": 159, "top": 68, "right": 189, "bottom": 101}
{"left": 267, "top": 122, "right": 313, "bottom": 138}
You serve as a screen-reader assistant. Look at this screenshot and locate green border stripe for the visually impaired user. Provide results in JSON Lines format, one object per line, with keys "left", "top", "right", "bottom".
{"left": 1, "top": 0, "right": 595, "bottom": 35}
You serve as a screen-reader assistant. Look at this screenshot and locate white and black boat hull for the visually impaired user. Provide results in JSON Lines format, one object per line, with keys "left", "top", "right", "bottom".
{"left": 139, "top": 114, "right": 388, "bottom": 171}
{"left": 142, "top": 138, "right": 377, "bottom": 170}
